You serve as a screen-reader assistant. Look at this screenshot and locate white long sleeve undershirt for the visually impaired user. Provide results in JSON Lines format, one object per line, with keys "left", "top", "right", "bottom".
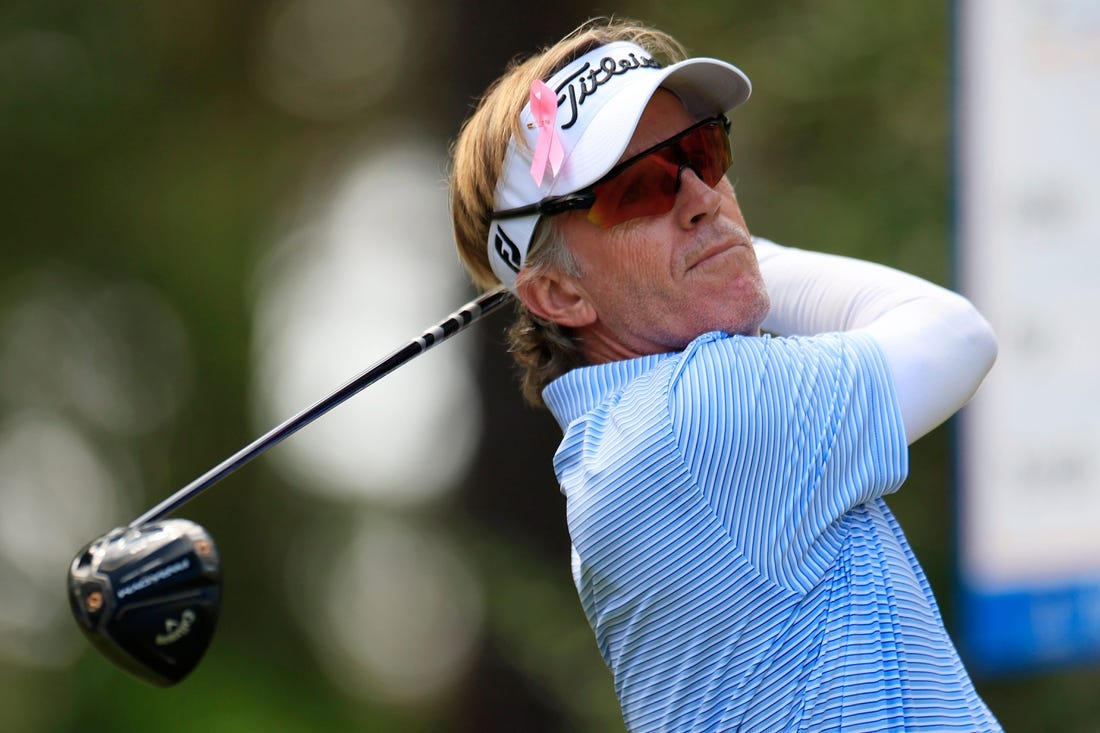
{"left": 754, "top": 238, "right": 998, "bottom": 445}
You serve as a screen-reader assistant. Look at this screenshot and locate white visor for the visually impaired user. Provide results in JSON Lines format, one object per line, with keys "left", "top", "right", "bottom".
{"left": 486, "top": 41, "right": 752, "bottom": 291}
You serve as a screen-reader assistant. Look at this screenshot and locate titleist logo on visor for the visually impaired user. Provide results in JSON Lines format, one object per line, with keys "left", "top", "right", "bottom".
{"left": 554, "top": 52, "right": 661, "bottom": 129}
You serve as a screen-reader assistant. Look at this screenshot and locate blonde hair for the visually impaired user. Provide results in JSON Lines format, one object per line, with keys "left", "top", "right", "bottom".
{"left": 448, "top": 18, "right": 688, "bottom": 406}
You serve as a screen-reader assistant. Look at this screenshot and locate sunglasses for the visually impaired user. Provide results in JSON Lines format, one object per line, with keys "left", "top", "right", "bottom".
{"left": 492, "top": 115, "right": 732, "bottom": 229}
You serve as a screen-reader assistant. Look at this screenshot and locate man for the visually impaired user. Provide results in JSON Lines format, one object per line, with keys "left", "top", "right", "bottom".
{"left": 449, "top": 18, "right": 1001, "bottom": 732}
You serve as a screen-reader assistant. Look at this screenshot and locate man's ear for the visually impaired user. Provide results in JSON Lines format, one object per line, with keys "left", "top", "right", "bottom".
{"left": 516, "top": 268, "right": 596, "bottom": 328}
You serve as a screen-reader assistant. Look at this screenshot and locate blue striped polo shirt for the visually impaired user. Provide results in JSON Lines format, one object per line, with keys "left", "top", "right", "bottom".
{"left": 543, "top": 330, "right": 1000, "bottom": 732}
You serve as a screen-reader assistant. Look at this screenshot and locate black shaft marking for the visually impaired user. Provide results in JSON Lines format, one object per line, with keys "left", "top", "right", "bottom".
{"left": 130, "top": 286, "right": 512, "bottom": 527}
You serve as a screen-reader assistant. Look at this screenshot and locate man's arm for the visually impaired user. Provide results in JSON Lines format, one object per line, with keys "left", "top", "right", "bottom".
{"left": 754, "top": 238, "right": 998, "bottom": 444}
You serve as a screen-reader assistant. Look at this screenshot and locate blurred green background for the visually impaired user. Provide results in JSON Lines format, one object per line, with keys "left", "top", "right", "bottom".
{"left": 2, "top": 1, "right": 1098, "bottom": 731}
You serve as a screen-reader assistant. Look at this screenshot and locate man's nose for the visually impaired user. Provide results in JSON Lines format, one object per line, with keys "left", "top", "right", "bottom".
{"left": 675, "top": 164, "right": 722, "bottom": 226}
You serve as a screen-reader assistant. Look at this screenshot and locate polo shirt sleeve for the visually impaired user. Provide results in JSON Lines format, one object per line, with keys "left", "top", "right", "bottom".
{"left": 667, "top": 331, "right": 909, "bottom": 592}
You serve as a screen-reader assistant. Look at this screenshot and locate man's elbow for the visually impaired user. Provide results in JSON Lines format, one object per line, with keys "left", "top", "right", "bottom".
{"left": 957, "top": 297, "right": 998, "bottom": 381}
{"left": 936, "top": 293, "right": 998, "bottom": 402}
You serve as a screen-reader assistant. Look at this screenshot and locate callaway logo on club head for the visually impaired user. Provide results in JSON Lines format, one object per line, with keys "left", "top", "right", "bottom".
{"left": 155, "top": 609, "right": 196, "bottom": 646}
{"left": 554, "top": 52, "right": 661, "bottom": 129}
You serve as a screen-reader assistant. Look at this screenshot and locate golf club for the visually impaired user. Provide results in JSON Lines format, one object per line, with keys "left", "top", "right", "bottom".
{"left": 67, "top": 285, "right": 512, "bottom": 685}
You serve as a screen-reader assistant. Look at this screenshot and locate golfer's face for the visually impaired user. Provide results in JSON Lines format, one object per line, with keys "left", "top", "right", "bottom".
{"left": 558, "top": 90, "right": 771, "bottom": 361}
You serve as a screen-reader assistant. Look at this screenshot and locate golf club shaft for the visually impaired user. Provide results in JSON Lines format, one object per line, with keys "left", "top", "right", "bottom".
{"left": 129, "top": 286, "right": 512, "bottom": 527}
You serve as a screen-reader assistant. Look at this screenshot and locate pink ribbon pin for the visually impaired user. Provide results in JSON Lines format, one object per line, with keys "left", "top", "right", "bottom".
{"left": 529, "top": 80, "right": 564, "bottom": 186}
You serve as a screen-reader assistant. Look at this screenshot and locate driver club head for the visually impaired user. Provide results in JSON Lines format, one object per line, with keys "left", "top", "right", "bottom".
{"left": 67, "top": 518, "right": 221, "bottom": 686}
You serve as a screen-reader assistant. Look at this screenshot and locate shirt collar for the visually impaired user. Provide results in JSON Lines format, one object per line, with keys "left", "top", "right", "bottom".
{"left": 542, "top": 351, "right": 672, "bottom": 429}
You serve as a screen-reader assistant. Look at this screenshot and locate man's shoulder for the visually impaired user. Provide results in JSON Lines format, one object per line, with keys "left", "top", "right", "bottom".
{"left": 676, "top": 329, "right": 883, "bottom": 374}
{"left": 666, "top": 329, "right": 894, "bottom": 421}
{"left": 545, "top": 330, "right": 885, "bottom": 427}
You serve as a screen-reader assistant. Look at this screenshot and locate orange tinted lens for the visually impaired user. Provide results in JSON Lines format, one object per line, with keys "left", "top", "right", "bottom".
{"left": 585, "top": 121, "right": 731, "bottom": 228}
{"left": 683, "top": 123, "right": 732, "bottom": 186}
{"left": 587, "top": 155, "right": 680, "bottom": 228}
